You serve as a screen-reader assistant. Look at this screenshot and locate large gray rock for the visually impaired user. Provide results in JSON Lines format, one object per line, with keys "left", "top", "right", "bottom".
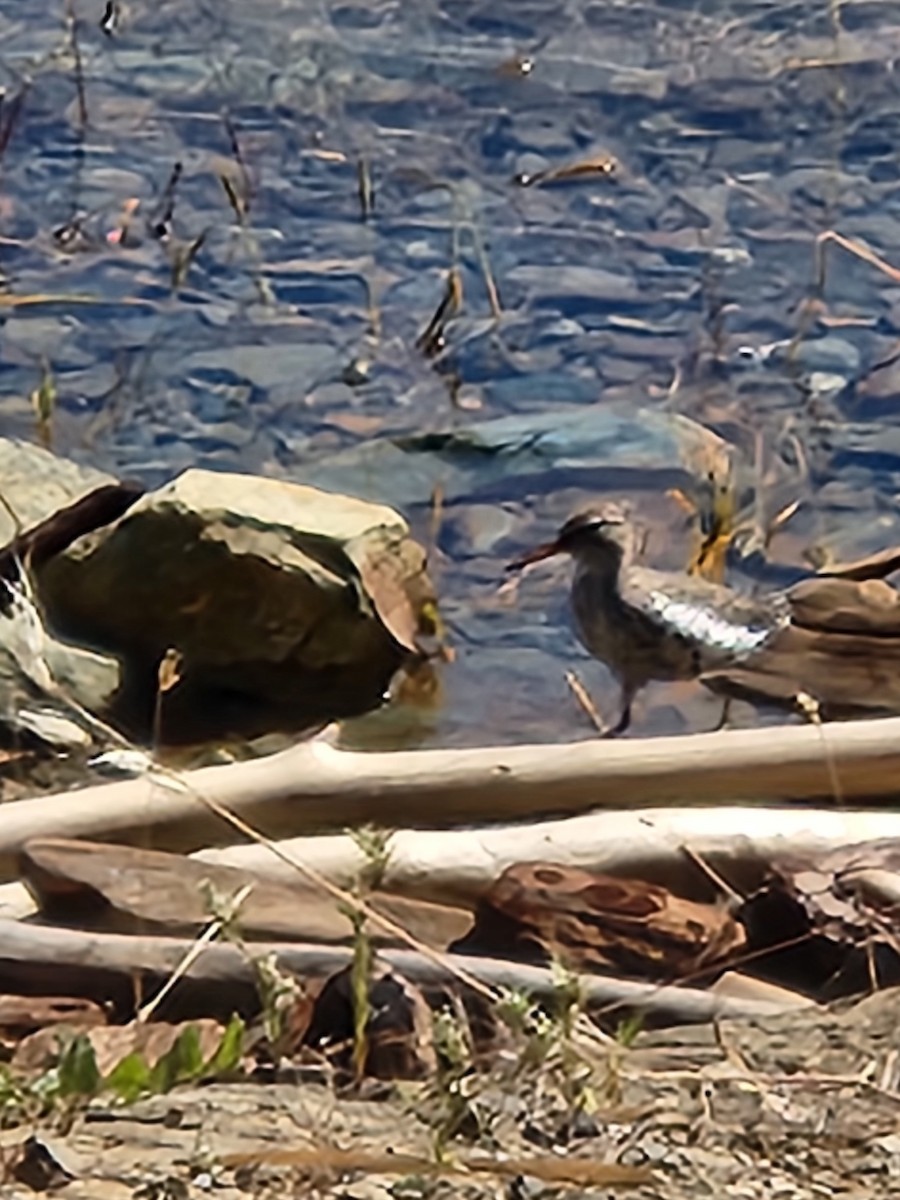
{"left": 0, "top": 439, "right": 125, "bottom": 735}
{"left": 38, "top": 470, "right": 435, "bottom": 736}
{"left": 0, "top": 583, "right": 122, "bottom": 747}
{"left": 0, "top": 437, "right": 117, "bottom": 545}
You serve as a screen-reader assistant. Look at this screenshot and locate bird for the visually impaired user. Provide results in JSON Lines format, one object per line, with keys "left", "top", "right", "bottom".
{"left": 509, "top": 502, "right": 900, "bottom": 735}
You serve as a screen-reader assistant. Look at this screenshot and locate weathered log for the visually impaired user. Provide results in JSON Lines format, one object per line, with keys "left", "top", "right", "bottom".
{"left": 0, "top": 919, "right": 806, "bottom": 1026}
{"left": 195, "top": 806, "right": 900, "bottom": 906}
{"left": 0, "top": 716, "right": 899, "bottom": 881}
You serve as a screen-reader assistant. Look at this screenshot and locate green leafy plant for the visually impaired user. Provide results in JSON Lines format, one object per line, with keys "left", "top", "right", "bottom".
{"left": 336, "top": 823, "right": 394, "bottom": 1083}
{"left": 428, "top": 1004, "right": 479, "bottom": 1158}
{"left": 0, "top": 1017, "right": 245, "bottom": 1125}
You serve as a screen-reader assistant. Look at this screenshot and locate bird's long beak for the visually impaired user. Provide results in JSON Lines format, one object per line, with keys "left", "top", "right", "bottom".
{"left": 506, "top": 538, "right": 564, "bottom": 571}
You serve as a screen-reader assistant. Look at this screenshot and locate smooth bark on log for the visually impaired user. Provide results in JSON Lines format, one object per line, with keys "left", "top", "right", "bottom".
{"left": 0, "top": 716, "right": 899, "bottom": 880}
{"left": 195, "top": 807, "right": 900, "bottom": 907}
{"left": 0, "top": 919, "right": 807, "bottom": 1027}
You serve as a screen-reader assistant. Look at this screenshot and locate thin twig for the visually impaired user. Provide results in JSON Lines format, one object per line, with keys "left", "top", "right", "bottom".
{"left": 816, "top": 229, "right": 900, "bottom": 288}
{"left": 222, "top": 110, "right": 252, "bottom": 214}
{"left": 136, "top": 883, "right": 253, "bottom": 1022}
{"left": 795, "top": 691, "right": 844, "bottom": 808}
{"left": 467, "top": 221, "right": 502, "bottom": 318}
{"left": 679, "top": 844, "right": 743, "bottom": 905}
{"left": 564, "top": 670, "right": 607, "bottom": 734}
{"left": 64, "top": 0, "right": 87, "bottom": 129}
{"left": 356, "top": 156, "right": 374, "bottom": 221}
{"left": 0, "top": 82, "right": 29, "bottom": 161}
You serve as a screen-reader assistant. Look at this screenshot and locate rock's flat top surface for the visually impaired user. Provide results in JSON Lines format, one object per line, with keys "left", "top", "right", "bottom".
{"left": 139, "top": 470, "right": 409, "bottom": 544}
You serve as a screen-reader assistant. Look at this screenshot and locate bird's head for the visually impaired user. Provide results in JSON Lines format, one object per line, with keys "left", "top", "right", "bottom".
{"left": 508, "top": 502, "right": 634, "bottom": 571}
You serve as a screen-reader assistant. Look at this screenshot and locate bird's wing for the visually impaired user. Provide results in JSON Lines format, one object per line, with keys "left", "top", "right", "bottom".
{"left": 619, "top": 566, "right": 787, "bottom": 664}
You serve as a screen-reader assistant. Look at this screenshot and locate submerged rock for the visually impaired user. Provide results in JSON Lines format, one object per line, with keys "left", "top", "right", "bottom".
{"left": 38, "top": 469, "right": 436, "bottom": 740}
{"left": 302, "top": 403, "right": 740, "bottom": 512}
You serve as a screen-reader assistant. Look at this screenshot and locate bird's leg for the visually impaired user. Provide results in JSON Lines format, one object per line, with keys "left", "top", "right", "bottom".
{"left": 710, "top": 695, "right": 733, "bottom": 732}
{"left": 601, "top": 684, "right": 635, "bottom": 738}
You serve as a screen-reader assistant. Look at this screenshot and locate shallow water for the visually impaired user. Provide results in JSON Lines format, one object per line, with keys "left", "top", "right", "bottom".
{"left": 3, "top": 0, "right": 900, "bottom": 746}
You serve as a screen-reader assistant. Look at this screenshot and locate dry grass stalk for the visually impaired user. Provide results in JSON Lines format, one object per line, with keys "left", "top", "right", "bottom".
{"left": 221, "top": 1142, "right": 652, "bottom": 1187}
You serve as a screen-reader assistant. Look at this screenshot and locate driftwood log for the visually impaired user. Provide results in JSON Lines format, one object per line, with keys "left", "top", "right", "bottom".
{"left": 0, "top": 919, "right": 807, "bottom": 1026}
{"left": 0, "top": 717, "right": 897, "bottom": 880}
{"left": 5, "top": 807, "right": 900, "bottom": 940}
{"left": 193, "top": 805, "right": 900, "bottom": 905}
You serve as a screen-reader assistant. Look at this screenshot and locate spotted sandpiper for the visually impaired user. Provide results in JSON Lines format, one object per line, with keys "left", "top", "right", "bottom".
{"left": 510, "top": 502, "right": 900, "bottom": 734}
